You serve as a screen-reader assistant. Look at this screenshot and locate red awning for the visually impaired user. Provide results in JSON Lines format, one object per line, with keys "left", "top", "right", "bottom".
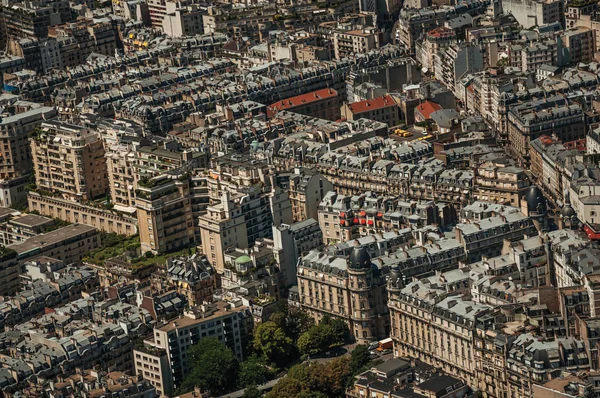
{"left": 340, "top": 212, "right": 346, "bottom": 218}
{"left": 353, "top": 218, "right": 359, "bottom": 224}
{"left": 367, "top": 220, "right": 374, "bottom": 225}
{"left": 360, "top": 219, "right": 366, "bottom": 225}
{"left": 584, "top": 225, "right": 600, "bottom": 240}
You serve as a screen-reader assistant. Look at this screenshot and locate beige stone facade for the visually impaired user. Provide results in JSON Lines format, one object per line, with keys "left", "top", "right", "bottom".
{"left": 27, "top": 192, "right": 138, "bottom": 236}
{"left": 31, "top": 121, "right": 108, "bottom": 201}
{"left": 297, "top": 247, "right": 390, "bottom": 344}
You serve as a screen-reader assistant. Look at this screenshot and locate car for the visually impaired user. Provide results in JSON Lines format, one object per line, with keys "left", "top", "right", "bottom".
{"left": 382, "top": 349, "right": 392, "bottom": 355}
{"left": 368, "top": 341, "right": 379, "bottom": 350}
{"left": 421, "top": 131, "right": 429, "bottom": 135}
{"left": 369, "top": 351, "right": 379, "bottom": 360}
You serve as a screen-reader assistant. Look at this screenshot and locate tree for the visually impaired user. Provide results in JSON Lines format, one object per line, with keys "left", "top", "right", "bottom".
{"left": 330, "top": 318, "right": 350, "bottom": 344}
{"left": 177, "top": 338, "right": 239, "bottom": 395}
{"left": 238, "top": 355, "right": 274, "bottom": 388}
{"left": 349, "top": 344, "right": 370, "bottom": 375}
{"left": 242, "top": 385, "right": 262, "bottom": 398}
{"left": 253, "top": 321, "right": 293, "bottom": 366}
{"left": 269, "top": 303, "right": 314, "bottom": 342}
{"left": 265, "top": 376, "right": 307, "bottom": 398}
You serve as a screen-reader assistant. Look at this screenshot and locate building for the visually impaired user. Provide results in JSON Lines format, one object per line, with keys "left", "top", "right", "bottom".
{"left": 0, "top": 247, "right": 19, "bottom": 296}
{"left": 134, "top": 301, "right": 252, "bottom": 395}
{"left": 501, "top": 0, "right": 563, "bottom": 28}
{"left": 341, "top": 95, "right": 402, "bottom": 127}
{"left": 136, "top": 175, "right": 195, "bottom": 254}
{"left": 0, "top": 101, "right": 56, "bottom": 184}
{"left": 277, "top": 168, "right": 333, "bottom": 223}
{"left": 272, "top": 220, "right": 323, "bottom": 286}
{"left": 333, "top": 28, "right": 379, "bottom": 59}
{"left": 474, "top": 161, "right": 530, "bottom": 207}
{"left": 297, "top": 246, "right": 390, "bottom": 344}
{"left": 9, "top": 223, "right": 100, "bottom": 264}
{"left": 31, "top": 121, "right": 109, "bottom": 201}
{"left": 416, "top": 27, "right": 457, "bottom": 73}
{"left": 199, "top": 188, "right": 292, "bottom": 273}
{"left": 267, "top": 89, "right": 341, "bottom": 121}
{"left": 507, "top": 98, "right": 585, "bottom": 167}
{"left": 563, "top": 27, "right": 596, "bottom": 64}
{"left": 27, "top": 192, "right": 138, "bottom": 236}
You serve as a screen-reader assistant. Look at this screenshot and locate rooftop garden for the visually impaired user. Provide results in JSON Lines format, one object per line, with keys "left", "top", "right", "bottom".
{"left": 84, "top": 233, "right": 141, "bottom": 266}
{"left": 0, "top": 247, "right": 17, "bottom": 262}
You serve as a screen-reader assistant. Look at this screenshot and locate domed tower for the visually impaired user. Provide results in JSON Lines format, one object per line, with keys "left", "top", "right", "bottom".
{"left": 560, "top": 189, "right": 579, "bottom": 230}
{"left": 347, "top": 246, "right": 386, "bottom": 344}
{"left": 521, "top": 185, "right": 548, "bottom": 232}
{"left": 387, "top": 264, "right": 404, "bottom": 299}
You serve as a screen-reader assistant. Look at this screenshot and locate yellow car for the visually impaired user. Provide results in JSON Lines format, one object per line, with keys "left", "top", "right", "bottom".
{"left": 418, "top": 135, "right": 433, "bottom": 141}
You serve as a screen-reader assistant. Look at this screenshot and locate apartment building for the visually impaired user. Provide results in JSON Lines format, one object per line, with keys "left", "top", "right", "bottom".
{"left": 9, "top": 223, "right": 100, "bottom": 264}
{"left": 502, "top": 0, "right": 563, "bottom": 28}
{"left": 134, "top": 302, "right": 252, "bottom": 395}
{"left": 201, "top": 187, "right": 292, "bottom": 272}
{"left": 434, "top": 42, "right": 484, "bottom": 93}
{"left": 388, "top": 275, "right": 491, "bottom": 388}
{"left": 0, "top": 247, "right": 19, "bottom": 296}
{"left": 333, "top": 28, "right": 379, "bottom": 59}
{"left": 297, "top": 246, "right": 390, "bottom": 344}
{"left": 267, "top": 89, "right": 342, "bottom": 121}
{"left": 276, "top": 168, "right": 334, "bottom": 223}
{"left": 27, "top": 192, "right": 138, "bottom": 236}
{"left": 272, "top": 220, "right": 323, "bottom": 286}
{"left": 136, "top": 176, "right": 195, "bottom": 254}
{"left": 507, "top": 99, "right": 585, "bottom": 167}
{"left": 341, "top": 95, "right": 402, "bottom": 127}
{"left": 416, "top": 27, "right": 457, "bottom": 73}
{"left": 0, "top": 101, "right": 56, "bottom": 182}
{"left": 317, "top": 191, "right": 446, "bottom": 244}
{"left": 31, "top": 121, "right": 109, "bottom": 201}
{"left": 563, "top": 27, "right": 596, "bottom": 63}
{"left": 530, "top": 135, "right": 582, "bottom": 203}
{"left": 454, "top": 212, "right": 538, "bottom": 262}
{"left": 474, "top": 160, "right": 530, "bottom": 207}
{"left": 162, "top": 3, "right": 204, "bottom": 37}
{"left": 0, "top": 0, "right": 72, "bottom": 48}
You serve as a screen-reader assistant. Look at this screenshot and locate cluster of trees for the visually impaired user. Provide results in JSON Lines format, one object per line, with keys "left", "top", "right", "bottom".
{"left": 297, "top": 315, "right": 349, "bottom": 356}
{"left": 265, "top": 344, "right": 374, "bottom": 398}
{"left": 177, "top": 303, "right": 353, "bottom": 397}
{"left": 176, "top": 338, "right": 274, "bottom": 396}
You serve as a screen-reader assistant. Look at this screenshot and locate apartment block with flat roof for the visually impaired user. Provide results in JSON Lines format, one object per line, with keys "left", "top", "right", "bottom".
{"left": 31, "top": 121, "right": 109, "bottom": 201}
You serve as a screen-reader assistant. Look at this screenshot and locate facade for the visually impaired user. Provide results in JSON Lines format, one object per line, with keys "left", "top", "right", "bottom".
{"left": 507, "top": 99, "right": 585, "bottom": 167}
{"left": 474, "top": 161, "right": 530, "bottom": 207}
{"left": 297, "top": 246, "right": 390, "bottom": 344}
{"left": 341, "top": 95, "right": 402, "bottom": 127}
{"left": 31, "top": 121, "right": 108, "bottom": 201}
{"left": 333, "top": 28, "right": 379, "bottom": 59}
{"left": 199, "top": 188, "right": 292, "bottom": 273}
{"left": 9, "top": 224, "right": 100, "bottom": 264}
{"left": 134, "top": 302, "right": 252, "bottom": 395}
{"left": 501, "top": 0, "right": 563, "bottom": 28}
{"left": 136, "top": 176, "right": 195, "bottom": 254}
{"left": 0, "top": 102, "right": 56, "bottom": 182}
{"left": 267, "top": 89, "right": 342, "bottom": 121}
{"left": 27, "top": 192, "right": 138, "bottom": 236}
{"left": 563, "top": 27, "right": 596, "bottom": 63}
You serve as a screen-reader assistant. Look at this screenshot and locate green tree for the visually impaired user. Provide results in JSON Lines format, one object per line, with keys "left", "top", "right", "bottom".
{"left": 349, "top": 344, "right": 370, "bottom": 375}
{"left": 265, "top": 376, "right": 307, "bottom": 398}
{"left": 177, "top": 338, "right": 239, "bottom": 395}
{"left": 253, "top": 321, "right": 293, "bottom": 366}
{"left": 330, "top": 318, "right": 350, "bottom": 344}
{"left": 238, "top": 355, "right": 274, "bottom": 388}
{"left": 242, "top": 385, "right": 262, "bottom": 398}
{"left": 269, "top": 303, "right": 314, "bottom": 342}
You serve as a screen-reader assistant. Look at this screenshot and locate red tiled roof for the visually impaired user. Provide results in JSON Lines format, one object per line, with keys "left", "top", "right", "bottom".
{"left": 427, "top": 27, "right": 456, "bottom": 39}
{"left": 347, "top": 95, "right": 397, "bottom": 114}
{"left": 267, "top": 89, "right": 339, "bottom": 114}
{"left": 415, "top": 100, "right": 442, "bottom": 119}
